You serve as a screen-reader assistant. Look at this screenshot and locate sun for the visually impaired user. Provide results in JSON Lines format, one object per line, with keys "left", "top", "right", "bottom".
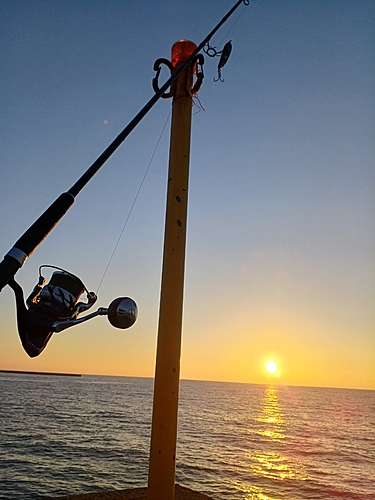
{"left": 266, "top": 360, "right": 277, "bottom": 374}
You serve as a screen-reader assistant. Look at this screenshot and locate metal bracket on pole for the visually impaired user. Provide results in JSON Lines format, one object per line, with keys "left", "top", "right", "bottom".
{"left": 152, "top": 59, "right": 175, "bottom": 98}
{"left": 152, "top": 53, "right": 204, "bottom": 99}
{"left": 190, "top": 54, "right": 204, "bottom": 95}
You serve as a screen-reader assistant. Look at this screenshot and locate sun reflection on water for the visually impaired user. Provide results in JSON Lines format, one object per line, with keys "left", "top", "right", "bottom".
{"left": 234, "top": 386, "right": 307, "bottom": 499}
{"left": 233, "top": 481, "right": 277, "bottom": 500}
{"left": 249, "top": 450, "right": 304, "bottom": 481}
{"left": 255, "top": 386, "right": 286, "bottom": 442}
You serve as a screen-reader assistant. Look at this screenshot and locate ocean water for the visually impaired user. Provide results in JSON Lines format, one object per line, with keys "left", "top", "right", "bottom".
{"left": 0, "top": 373, "right": 374, "bottom": 500}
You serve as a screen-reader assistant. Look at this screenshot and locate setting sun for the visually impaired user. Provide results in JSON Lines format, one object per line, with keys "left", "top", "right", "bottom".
{"left": 266, "top": 360, "right": 277, "bottom": 374}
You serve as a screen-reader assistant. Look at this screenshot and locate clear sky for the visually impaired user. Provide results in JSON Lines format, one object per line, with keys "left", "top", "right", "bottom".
{"left": 1, "top": 0, "right": 374, "bottom": 389}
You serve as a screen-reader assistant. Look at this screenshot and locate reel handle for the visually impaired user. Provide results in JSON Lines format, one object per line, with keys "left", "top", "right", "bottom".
{"left": 52, "top": 297, "right": 138, "bottom": 333}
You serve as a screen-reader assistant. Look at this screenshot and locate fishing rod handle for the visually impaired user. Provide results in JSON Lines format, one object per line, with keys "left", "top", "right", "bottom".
{"left": 0, "top": 192, "right": 74, "bottom": 291}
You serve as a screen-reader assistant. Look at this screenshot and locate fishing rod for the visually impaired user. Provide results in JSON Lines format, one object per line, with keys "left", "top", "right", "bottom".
{"left": 0, "top": 0, "right": 249, "bottom": 292}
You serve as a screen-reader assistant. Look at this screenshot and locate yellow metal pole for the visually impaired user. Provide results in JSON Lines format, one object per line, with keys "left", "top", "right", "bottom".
{"left": 147, "top": 40, "right": 196, "bottom": 500}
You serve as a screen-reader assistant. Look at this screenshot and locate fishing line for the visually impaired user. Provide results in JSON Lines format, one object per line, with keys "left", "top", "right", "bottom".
{"left": 217, "top": 0, "right": 264, "bottom": 48}
{"left": 202, "top": 0, "right": 262, "bottom": 82}
{"left": 192, "top": 94, "right": 205, "bottom": 114}
{"left": 230, "top": 0, "right": 264, "bottom": 40}
{"left": 96, "top": 110, "right": 171, "bottom": 293}
{"left": 218, "top": 1, "right": 250, "bottom": 45}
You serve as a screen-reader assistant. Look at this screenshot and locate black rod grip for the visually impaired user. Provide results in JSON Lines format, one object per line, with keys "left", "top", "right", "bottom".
{"left": 14, "top": 192, "right": 74, "bottom": 256}
{"left": 0, "top": 192, "right": 74, "bottom": 291}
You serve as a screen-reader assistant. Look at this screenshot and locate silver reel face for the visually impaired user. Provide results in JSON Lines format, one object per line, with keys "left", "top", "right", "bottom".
{"left": 107, "top": 297, "right": 138, "bottom": 329}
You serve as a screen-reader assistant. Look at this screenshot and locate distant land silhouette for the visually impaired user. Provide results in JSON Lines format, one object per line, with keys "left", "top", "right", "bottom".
{"left": 0, "top": 369, "right": 81, "bottom": 377}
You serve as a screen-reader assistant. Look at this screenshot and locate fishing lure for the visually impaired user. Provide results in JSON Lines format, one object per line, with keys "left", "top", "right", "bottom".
{"left": 204, "top": 40, "right": 233, "bottom": 82}
{"left": 214, "top": 41, "right": 233, "bottom": 82}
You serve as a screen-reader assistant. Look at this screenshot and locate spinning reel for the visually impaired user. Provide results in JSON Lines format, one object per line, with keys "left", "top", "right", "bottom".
{"left": 8, "top": 265, "right": 138, "bottom": 358}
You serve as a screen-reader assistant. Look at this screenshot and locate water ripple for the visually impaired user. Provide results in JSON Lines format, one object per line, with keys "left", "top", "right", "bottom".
{"left": 1, "top": 374, "right": 374, "bottom": 500}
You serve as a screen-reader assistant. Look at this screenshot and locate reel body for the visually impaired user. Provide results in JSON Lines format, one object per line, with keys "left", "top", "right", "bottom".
{"left": 8, "top": 266, "right": 137, "bottom": 357}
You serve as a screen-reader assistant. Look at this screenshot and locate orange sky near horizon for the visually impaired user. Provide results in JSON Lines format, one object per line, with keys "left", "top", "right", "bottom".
{"left": 2, "top": 301, "right": 373, "bottom": 391}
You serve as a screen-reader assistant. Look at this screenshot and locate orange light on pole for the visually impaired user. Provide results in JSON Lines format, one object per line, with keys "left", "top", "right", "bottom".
{"left": 171, "top": 39, "right": 197, "bottom": 67}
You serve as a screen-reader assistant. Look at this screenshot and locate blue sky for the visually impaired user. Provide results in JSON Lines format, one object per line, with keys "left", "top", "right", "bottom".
{"left": 1, "top": 0, "right": 374, "bottom": 388}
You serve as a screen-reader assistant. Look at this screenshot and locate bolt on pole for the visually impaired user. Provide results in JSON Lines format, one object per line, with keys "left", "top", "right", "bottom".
{"left": 147, "top": 40, "right": 196, "bottom": 500}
